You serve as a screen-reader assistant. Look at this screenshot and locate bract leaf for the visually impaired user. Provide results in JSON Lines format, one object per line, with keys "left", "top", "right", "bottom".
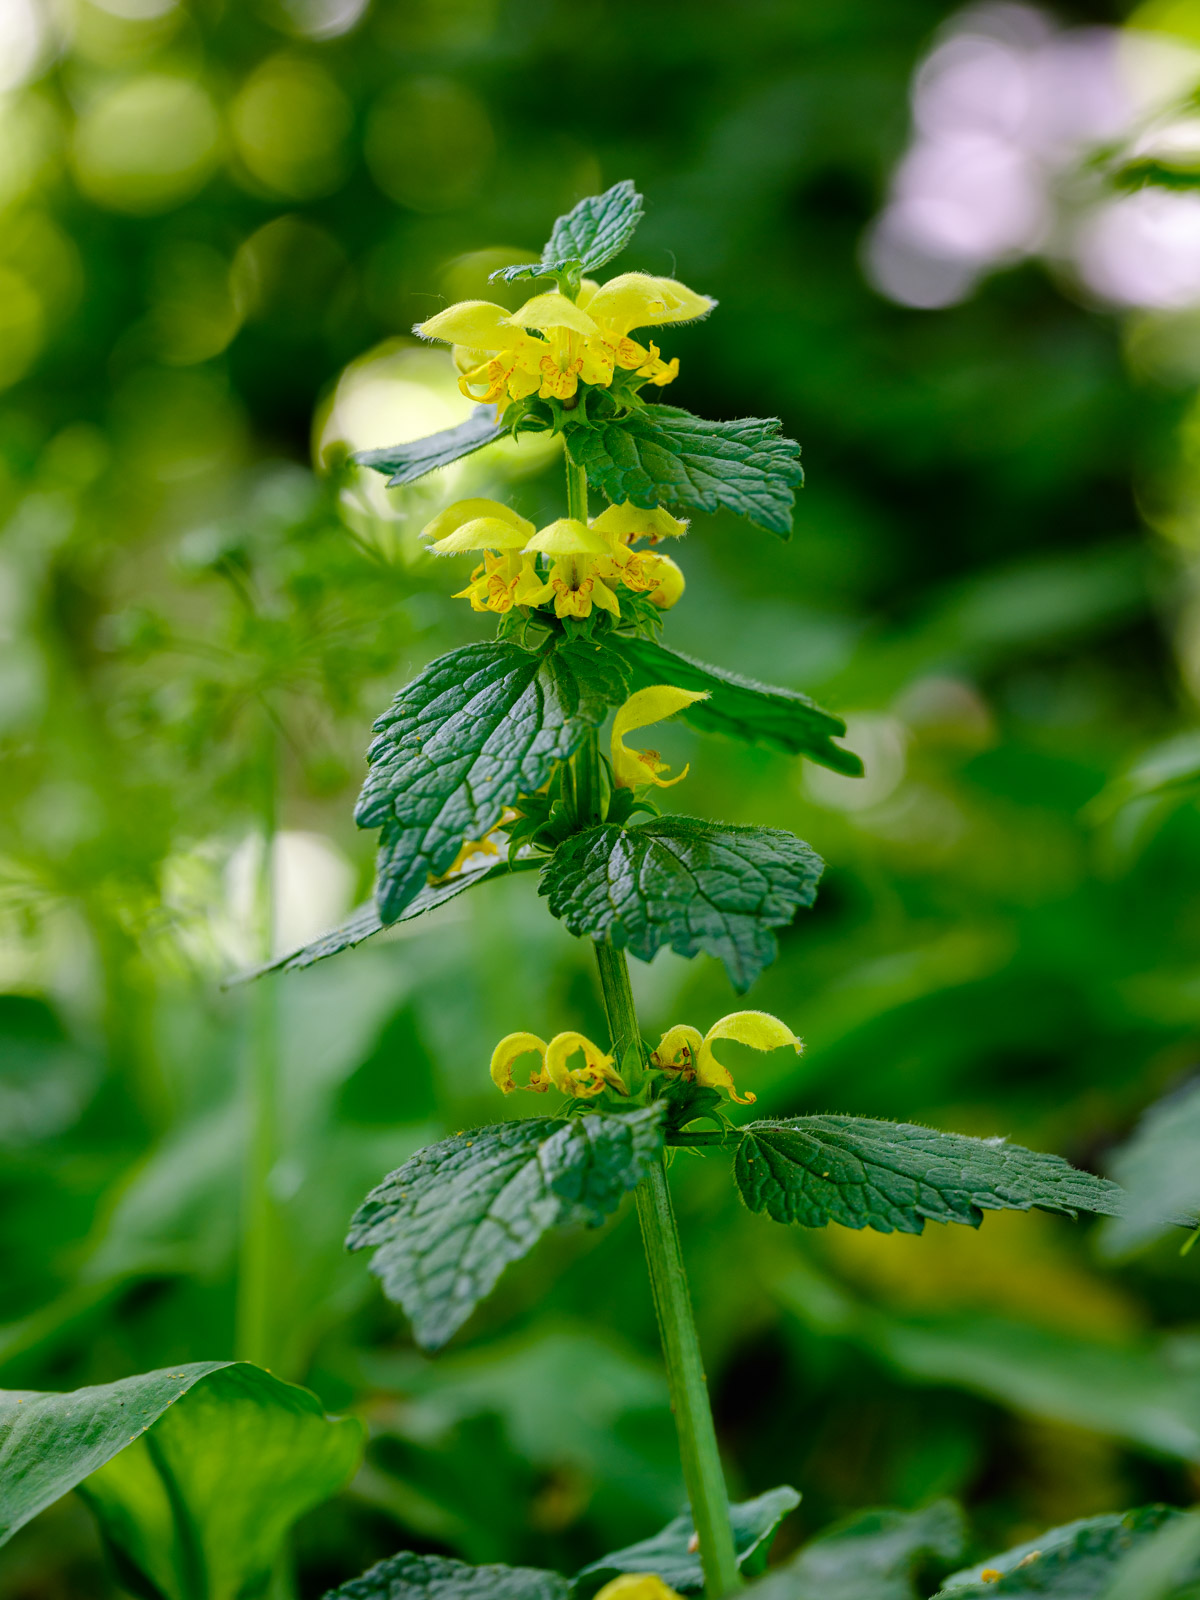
{"left": 489, "top": 181, "right": 644, "bottom": 284}
{"left": 936, "top": 1505, "right": 1192, "bottom": 1596}
{"left": 607, "top": 636, "right": 862, "bottom": 776}
{"left": 753, "top": 1501, "right": 965, "bottom": 1600}
{"left": 0, "top": 1362, "right": 363, "bottom": 1600}
{"left": 326, "top": 1551, "right": 570, "bottom": 1600}
{"left": 565, "top": 406, "right": 803, "bottom": 537}
{"left": 356, "top": 641, "right": 628, "bottom": 921}
{"left": 735, "top": 1118, "right": 1126, "bottom": 1234}
{"left": 231, "top": 856, "right": 540, "bottom": 983}
{"left": 540, "top": 817, "right": 824, "bottom": 992}
{"left": 354, "top": 405, "right": 507, "bottom": 488}
{"left": 574, "top": 1486, "right": 800, "bottom": 1595}
{"left": 347, "top": 1107, "right": 665, "bottom": 1351}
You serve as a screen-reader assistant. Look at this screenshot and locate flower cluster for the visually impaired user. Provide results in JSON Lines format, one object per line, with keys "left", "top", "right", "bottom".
{"left": 490, "top": 1011, "right": 801, "bottom": 1105}
{"left": 424, "top": 498, "right": 688, "bottom": 622}
{"left": 415, "top": 273, "right": 715, "bottom": 411}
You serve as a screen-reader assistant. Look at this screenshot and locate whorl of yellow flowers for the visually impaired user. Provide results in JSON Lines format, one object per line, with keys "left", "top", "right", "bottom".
{"left": 414, "top": 272, "right": 715, "bottom": 410}
{"left": 423, "top": 498, "right": 689, "bottom": 622}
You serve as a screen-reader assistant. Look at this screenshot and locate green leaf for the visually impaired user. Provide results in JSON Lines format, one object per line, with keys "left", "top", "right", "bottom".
{"left": 936, "top": 1506, "right": 1191, "bottom": 1596}
{"left": 347, "top": 1107, "right": 665, "bottom": 1351}
{"left": 232, "top": 857, "right": 540, "bottom": 983}
{"left": 574, "top": 1485, "right": 801, "bottom": 1595}
{"left": 1100, "top": 1079, "right": 1200, "bottom": 1257}
{"left": 736, "top": 1118, "right": 1126, "bottom": 1234}
{"left": 356, "top": 640, "right": 628, "bottom": 921}
{"left": 354, "top": 406, "right": 505, "bottom": 488}
{"left": 540, "top": 817, "right": 823, "bottom": 992}
{"left": 607, "top": 635, "right": 862, "bottom": 776}
{"left": 565, "top": 405, "right": 803, "bottom": 537}
{"left": 325, "top": 1551, "right": 569, "bottom": 1600}
{"left": 754, "top": 1501, "right": 965, "bottom": 1600}
{"left": 0, "top": 1361, "right": 363, "bottom": 1600}
{"left": 489, "top": 181, "right": 644, "bottom": 284}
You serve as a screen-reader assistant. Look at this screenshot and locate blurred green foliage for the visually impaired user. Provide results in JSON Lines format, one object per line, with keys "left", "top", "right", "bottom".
{"left": 3, "top": 0, "right": 1200, "bottom": 1597}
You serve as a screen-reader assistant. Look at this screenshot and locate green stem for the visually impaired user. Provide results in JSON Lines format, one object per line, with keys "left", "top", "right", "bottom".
{"left": 237, "top": 725, "right": 283, "bottom": 1372}
{"left": 593, "top": 942, "right": 742, "bottom": 1598}
{"left": 565, "top": 453, "right": 589, "bottom": 523}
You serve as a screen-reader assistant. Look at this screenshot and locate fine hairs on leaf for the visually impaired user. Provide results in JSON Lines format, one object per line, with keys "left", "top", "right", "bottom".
{"left": 346, "top": 1107, "right": 665, "bottom": 1350}
{"left": 734, "top": 1117, "right": 1126, "bottom": 1234}
{"left": 489, "top": 180, "right": 645, "bottom": 283}
{"left": 540, "top": 817, "right": 824, "bottom": 991}
{"left": 565, "top": 406, "right": 804, "bottom": 537}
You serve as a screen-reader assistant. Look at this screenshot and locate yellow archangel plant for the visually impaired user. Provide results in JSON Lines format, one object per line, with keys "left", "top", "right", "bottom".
{"left": 279, "top": 180, "right": 1133, "bottom": 1600}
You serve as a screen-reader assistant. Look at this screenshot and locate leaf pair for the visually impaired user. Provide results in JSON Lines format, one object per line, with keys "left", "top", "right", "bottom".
{"left": 0, "top": 1362, "right": 363, "bottom": 1600}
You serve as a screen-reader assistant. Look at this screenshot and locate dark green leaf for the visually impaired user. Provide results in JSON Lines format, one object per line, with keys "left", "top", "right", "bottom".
{"left": 347, "top": 1107, "right": 665, "bottom": 1351}
{"left": 232, "top": 856, "right": 540, "bottom": 983}
{"left": 324, "top": 1551, "right": 569, "bottom": 1600}
{"left": 754, "top": 1501, "right": 965, "bottom": 1600}
{"left": 1101, "top": 1079, "right": 1200, "bottom": 1257}
{"left": 937, "top": 1506, "right": 1191, "bottom": 1596}
{"left": 356, "top": 641, "right": 628, "bottom": 921}
{"left": 540, "top": 817, "right": 823, "bottom": 992}
{"left": 489, "top": 181, "right": 644, "bottom": 284}
{"left": 565, "top": 405, "right": 803, "bottom": 537}
{"left": 574, "top": 1486, "right": 800, "bottom": 1595}
{"left": 0, "top": 1362, "right": 363, "bottom": 1600}
{"left": 736, "top": 1118, "right": 1126, "bottom": 1234}
{"left": 354, "top": 406, "right": 504, "bottom": 488}
{"left": 607, "top": 635, "right": 862, "bottom": 776}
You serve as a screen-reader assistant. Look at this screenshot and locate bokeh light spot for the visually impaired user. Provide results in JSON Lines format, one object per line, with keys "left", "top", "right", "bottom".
{"left": 0, "top": 267, "right": 44, "bottom": 389}
{"left": 72, "top": 74, "right": 221, "bottom": 215}
{"left": 231, "top": 54, "right": 353, "bottom": 200}
{"left": 365, "top": 77, "right": 494, "bottom": 212}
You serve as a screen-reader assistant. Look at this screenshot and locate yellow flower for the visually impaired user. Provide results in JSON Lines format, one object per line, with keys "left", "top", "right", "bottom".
{"left": 590, "top": 503, "right": 690, "bottom": 543}
{"left": 590, "top": 502, "right": 688, "bottom": 610}
{"left": 414, "top": 274, "right": 713, "bottom": 409}
{"left": 490, "top": 1029, "right": 625, "bottom": 1098}
{"left": 421, "top": 498, "right": 544, "bottom": 616}
{"left": 652, "top": 1011, "right": 802, "bottom": 1104}
{"left": 611, "top": 685, "right": 708, "bottom": 790}
{"left": 593, "top": 1578, "right": 684, "bottom": 1600}
{"left": 524, "top": 517, "right": 621, "bottom": 619}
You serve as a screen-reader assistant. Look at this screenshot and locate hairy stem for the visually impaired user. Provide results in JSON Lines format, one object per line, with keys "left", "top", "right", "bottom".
{"left": 565, "top": 452, "right": 589, "bottom": 523}
{"left": 594, "top": 942, "right": 742, "bottom": 1597}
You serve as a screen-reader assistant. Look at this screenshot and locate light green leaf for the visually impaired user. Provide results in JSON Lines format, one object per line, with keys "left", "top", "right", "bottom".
{"left": 736, "top": 1118, "right": 1125, "bottom": 1233}
{"left": 354, "top": 406, "right": 505, "bottom": 488}
{"left": 936, "top": 1506, "right": 1192, "bottom": 1597}
{"left": 347, "top": 1108, "right": 665, "bottom": 1351}
{"left": 489, "top": 181, "right": 644, "bottom": 284}
{"left": 565, "top": 405, "right": 803, "bottom": 537}
{"left": 754, "top": 1501, "right": 965, "bottom": 1600}
{"left": 574, "top": 1486, "right": 801, "bottom": 1595}
{"left": 1100, "top": 1080, "right": 1200, "bottom": 1257}
{"left": 356, "top": 640, "right": 628, "bottom": 921}
{"left": 324, "top": 1551, "right": 569, "bottom": 1600}
{"left": 540, "top": 817, "right": 823, "bottom": 992}
{"left": 232, "top": 856, "right": 540, "bottom": 983}
{"left": 607, "top": 635, "right": 862, "bottom": 775}
{"left": 0, "top": 1362, "right": 363, "bottom": 1600}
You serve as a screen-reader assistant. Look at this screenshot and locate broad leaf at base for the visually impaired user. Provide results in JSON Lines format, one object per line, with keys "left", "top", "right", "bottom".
{"left": 325, "top": 1552, "right": 570, "bottom": 1600}
{"left": 735, "top": 1118, "right": 1126, "bottom": 1234}
{"left": 752, "top": 1501, "right": 965, "bottom": 1600}
{"left": 347, "top": 1107, "right": 665, "bottom": 1351}
{"left": 540, "top": 817, "right": 823, "bottom": 992}
{"left": 574, "top": 1486, "right": 801, "bottom": 1595}
{"left": 936, "top": 1505, "right": 1193, "bottom": 1596}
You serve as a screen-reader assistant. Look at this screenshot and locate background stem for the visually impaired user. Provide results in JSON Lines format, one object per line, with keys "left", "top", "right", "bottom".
{"left": 593, "top": 942, "right": 742, "bottom": 1598}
